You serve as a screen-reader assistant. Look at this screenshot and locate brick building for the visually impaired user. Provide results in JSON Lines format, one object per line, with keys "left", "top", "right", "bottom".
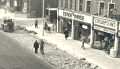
{"left": 27, "top": 0, "right": 58, "bottom": 18}
{"left": 56, "top": 0, "right": 120, "bottom": 57}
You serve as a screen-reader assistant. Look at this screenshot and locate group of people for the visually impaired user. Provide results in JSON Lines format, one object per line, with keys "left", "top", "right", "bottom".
{"left": 33, "top": 39, "right": 45, "bottom": 55}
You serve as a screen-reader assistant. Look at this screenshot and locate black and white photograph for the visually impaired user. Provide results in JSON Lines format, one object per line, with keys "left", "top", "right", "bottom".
{"left": 0, "top": 0, "right": 120, "bottom": 69}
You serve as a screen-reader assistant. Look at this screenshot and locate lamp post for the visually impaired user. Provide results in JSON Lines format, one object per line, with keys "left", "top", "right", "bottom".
{"left": 42, "top": 0, "right": 45, "bottom": 36}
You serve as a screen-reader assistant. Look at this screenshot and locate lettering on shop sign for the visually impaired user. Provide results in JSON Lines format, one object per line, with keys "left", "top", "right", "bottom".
{"left": 63, "top": 11, "right": 84, "bottom": 21}
{"left": 94, "top": 17, "right": 116, "bottom": 29}
{"left": 74, "top": 14, "right": 84, "bottom": 21}
{"left": 94, "top": 25, "right": 115, "bottom": 34}
{"left": 63, "top": 12, "right": 72, "bottom": 17}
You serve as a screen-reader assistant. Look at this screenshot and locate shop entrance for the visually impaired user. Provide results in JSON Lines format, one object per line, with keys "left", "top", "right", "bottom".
{"left": 58, "top": 18, "right": 72, "bottom": 37}
{"left": 93, "top": 30, "right": 114, "bottom": 53}
{"left": 74, "top": 21, "right": 91, "bottom": 43}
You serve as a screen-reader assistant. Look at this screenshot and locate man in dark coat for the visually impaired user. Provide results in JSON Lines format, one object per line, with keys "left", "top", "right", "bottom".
{"left": 35, "top": 19, "right": 38, "bottom": 28}
{"left": 40, "top": 39, "right": 45, "bottom": 55}
{"left": 33, "top": 40, "right": 39, "bottom": 54}
{"left": 64, "top": 28, "right": 69, "bottom": 40}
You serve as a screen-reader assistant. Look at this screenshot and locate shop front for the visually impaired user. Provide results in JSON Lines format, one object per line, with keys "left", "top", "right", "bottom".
{"left": 58, "top": 17, "right": 72, "bottom": 35}
{"left": 57, "top": 9, "right": 73, "bottom": 38}
{"left": 72, "top": 12, "right": 92, "bottom": 43}
{"left": 93, "top": 16, "right": 118, "bottom": 55}
{"left": 46, "top": 8, "right": 57, "bottom": 32}
{"left": 57, "top": 9, "right": 92, "bottom": 41}
{"left": 74, "top": 21, "right": 91, "bottom": 43}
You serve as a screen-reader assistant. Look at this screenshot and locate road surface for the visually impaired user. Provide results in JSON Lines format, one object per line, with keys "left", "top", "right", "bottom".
{"left": 0, "top": 32, "right": 53, "bottom": 69}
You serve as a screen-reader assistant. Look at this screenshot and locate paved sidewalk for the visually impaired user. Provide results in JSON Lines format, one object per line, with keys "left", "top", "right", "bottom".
{"left": 25, "top": 23, "right": 120, "bottom": 69}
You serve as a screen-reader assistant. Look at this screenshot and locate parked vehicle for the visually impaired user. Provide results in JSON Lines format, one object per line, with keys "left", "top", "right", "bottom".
{"left": 1, "top": 19, "right": 14, "bottom": 32}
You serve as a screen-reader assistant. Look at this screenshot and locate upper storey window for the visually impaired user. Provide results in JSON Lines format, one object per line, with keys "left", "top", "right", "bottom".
{"left": 65, "top": 0, "right": 68, "bottom": 8}
{"left": 86, "top": 0, "right": 91, "bottom": 13}
{"left": 108, "top": 3, "right": 115, "bottom": 17}
{"left": 98, "top": 2, "right": 104, "bottom": 16}
{"left": 79, "top": 0, "right": 83, "bottom": 11}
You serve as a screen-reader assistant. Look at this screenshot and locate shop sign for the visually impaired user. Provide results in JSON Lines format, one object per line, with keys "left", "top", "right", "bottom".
{"left": 94, "top": 16, "right": 117, "bottom": 29}
{"left": 73, "top": 13, "right": 84, "bottom": 21}
{"left": 63, "top": 11, "right": 72, "bottom": 19}
{"left": 94, "top": 25, "right": 115, "bottom": 34}
{"left": 58, "top": 9, "right": 92, "bottom": 23}
{"left": 74, "top": 13, "right": 92, "bottom": 23}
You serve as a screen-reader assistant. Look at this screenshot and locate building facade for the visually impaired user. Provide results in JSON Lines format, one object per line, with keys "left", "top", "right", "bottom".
{"left": 27, "top": 0, "right": 58, "bottom": 18}
{"left": 56, "top": 0, "right": 120, "bottom": 57}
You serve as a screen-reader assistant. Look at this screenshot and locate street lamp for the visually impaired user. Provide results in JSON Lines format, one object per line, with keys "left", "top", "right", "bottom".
{"left": 42, "top": 0, "right": 45, "bottom": 36}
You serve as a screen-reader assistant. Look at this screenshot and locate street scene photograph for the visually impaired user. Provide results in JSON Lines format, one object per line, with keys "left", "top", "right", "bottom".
{"left": 0, "top": 0, "right": 120, "bottom": 69}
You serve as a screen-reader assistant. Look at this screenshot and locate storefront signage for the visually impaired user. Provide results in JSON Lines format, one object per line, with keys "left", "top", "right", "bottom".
{"left": 63, "top": 11, "right": 72, "bottom": 17}
{"left": 94, "top": 25, "right": 115, "bottom": 34}
{"left": 58, "top": 9, "right": 92, "bottom": 23}
{"left": 94, "top": 16, "right": 117, "bottom": 29}
{"left": 73, "top": 14, "right": 84, "bottom": 21}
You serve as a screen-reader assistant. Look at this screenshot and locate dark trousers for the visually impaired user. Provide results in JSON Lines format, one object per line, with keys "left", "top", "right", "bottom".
{"left": 65, "top": 34, "right": 68, "bottom": 40}
{"left": 35, "top": 48, "right": 38, "bottom": 54}
{"left": 35, "top": 25, "right": 38, "bottom": 28}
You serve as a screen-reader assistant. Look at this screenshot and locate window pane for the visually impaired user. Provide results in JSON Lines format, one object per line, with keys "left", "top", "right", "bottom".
{"left": 109, "top": 4, "right": 115, "bottom": 17}
{"left": 99, "top": 2, "right": 104, "bottom": 15}
{"left": 86, "top": 1, "right": 91, "bottom": 13}
{"left": 79, "top": 0, "right": 83, "bottom": 11}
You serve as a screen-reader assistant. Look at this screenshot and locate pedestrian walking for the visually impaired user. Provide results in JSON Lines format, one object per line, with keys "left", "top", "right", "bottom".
{"left": 81, "top": 38, "right": 85, "bottom": 49}
{"left": 40, "top": 39, "right": 45, "bottom": 55}
{"left": 64, "top": 28, "right": 69, "bottom": 40}
{"left": 44, "top": 22, "right": 48, "bottom": 30}
{"left": 33, "top": 40, "right": 39, "bottom": 54}
{"left": 35, "top": 19, "right": 38, "bottom": 28}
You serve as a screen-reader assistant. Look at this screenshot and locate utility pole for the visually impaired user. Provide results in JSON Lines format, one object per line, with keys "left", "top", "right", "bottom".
{"left": 42, "top": 0, "right": 45, "bottom": 36}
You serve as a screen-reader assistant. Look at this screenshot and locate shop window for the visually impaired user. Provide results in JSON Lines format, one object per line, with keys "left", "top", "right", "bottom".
{"left": 108, "top": 3, "right": 115, "bottom": 17}
{"left": 98, "top": 2, "right": 104, "bottom": 16}
{"left": 86, "top": 1, "right": 91, "bottom": 13}
{"left": 79, "top": 0, "right": 83, "bottom": 11}
{"left": 65, "top": 0, "right": 68, "bottom": 9}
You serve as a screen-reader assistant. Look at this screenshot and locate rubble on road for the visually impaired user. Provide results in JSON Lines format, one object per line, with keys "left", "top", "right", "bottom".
{"left": 42, "top": 41, "right": 102, "bottom": 69}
